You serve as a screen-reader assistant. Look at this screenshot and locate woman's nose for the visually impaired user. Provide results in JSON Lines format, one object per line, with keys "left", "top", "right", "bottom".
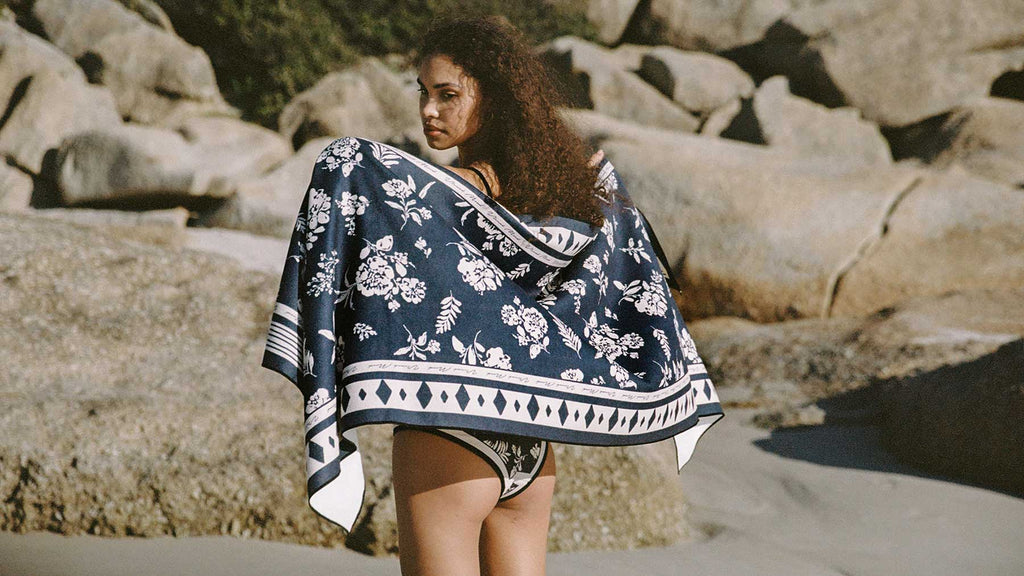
{"left": 421, "top": 99, "right": 438, "bottom": 119}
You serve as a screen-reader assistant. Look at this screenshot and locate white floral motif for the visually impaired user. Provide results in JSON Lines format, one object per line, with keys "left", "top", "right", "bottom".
{"left": 382, "top": 176, "right": 434, "bottom": 230}
{"left": 334, "top": 191, "right": 369, "bottom": 236}
{"left": 305, "top": 187, "right": 331, "bottom": 251}
{"left": 679, "top": 327, "right": 699, "bottom": 361}
{"left": 317, "top": 136, "right": 363, "bottom": 175}
{"left": 393, "top": 324, "right": 441, "bottom": 360}
{"left": 613, "top": 271, "right": 669, "bottom": 317}
{"left": 452, "top": 330, "right": 513, "bottom": 370}
{"left": 305, "top": 388, "right": 330, "bottom": 414}
{"left": 609, "top": 362, "right": 636, "bottom": 389}
{"left": 619, "top": 237, "right": 653, "bottom": 264}
{"left": 353, "top": 322, "right": 377, "bottom": 341}
{"left": 414, "top": 236, "right": 432, "bottom": 258}
{"left": 355, "top": 235, "right": 425, "bottom": 311}
{"left": 434, "top": 291, "right": 462, "bottom": 334}
{"left": 307, "top": 250, "right": 339, "bottom": 298}
{"left": 476, "top": 213, "right": 520, "bottom": 256}
{"left": 583, "top": 310, "right": 644, "bottom": 365}
{"left": 558, "top": 279, "right": 587, "bottom": 314}
{"left": 560, "top": 368, "right": 584, "bottom": 381}
{"left": 500, "top": 296, "right": 550, "bottom": 359}
{"left": 582, "top": 255, "right": 602, "bottom": 274}
{"left": 448, "top": 240, "right": 504, "bottom": 294}
{"left": 507, "top": 262, "right": 531, "bottom": 279}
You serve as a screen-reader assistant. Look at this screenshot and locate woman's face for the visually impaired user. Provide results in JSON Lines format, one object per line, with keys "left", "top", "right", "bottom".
{"left": 417, "top": 54, "right": 483, "bottom": 150}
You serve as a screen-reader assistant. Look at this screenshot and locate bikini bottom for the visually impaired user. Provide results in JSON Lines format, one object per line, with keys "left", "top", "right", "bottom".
{"left": 393, "top": 424, "right": 549, "bottom": 501}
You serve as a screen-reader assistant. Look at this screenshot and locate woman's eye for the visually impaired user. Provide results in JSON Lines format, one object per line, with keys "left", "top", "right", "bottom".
{"left": 443, "top": 92, "right": 456, "bottom": 100}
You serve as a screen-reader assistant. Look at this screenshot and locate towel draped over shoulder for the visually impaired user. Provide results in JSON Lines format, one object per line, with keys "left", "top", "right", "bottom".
{"left": 261, "top": 136, "right": 723, "bottom": 530}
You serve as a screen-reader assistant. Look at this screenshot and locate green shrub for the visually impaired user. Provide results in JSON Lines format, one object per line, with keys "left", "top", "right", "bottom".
{"left": 147, "top": 0, "right": 596, "bottom": 130}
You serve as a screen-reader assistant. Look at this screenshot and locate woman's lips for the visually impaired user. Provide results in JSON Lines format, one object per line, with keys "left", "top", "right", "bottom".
{"left": 424, "top": 127, "right": 443, "bottom": 136}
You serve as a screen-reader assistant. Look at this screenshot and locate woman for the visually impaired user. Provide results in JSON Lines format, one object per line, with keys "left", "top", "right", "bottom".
{"left": 394, "top": 16, "right": 607, "bottom": 576}
{"left": 260, "top": 14, "right": 722, "bottom": 576}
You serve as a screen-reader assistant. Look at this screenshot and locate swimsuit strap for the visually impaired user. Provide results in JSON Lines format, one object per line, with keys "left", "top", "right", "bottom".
{"left": 467, "top": 165, "right": 493, "bottom": 199}
{"left": 636, "top": 208, "right": 682, "bottom": 292}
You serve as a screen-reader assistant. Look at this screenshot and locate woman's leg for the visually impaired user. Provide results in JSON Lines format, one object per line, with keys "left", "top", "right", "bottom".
{"left": 392, "top": 427, "right": 503, "bottom": 576}
{"left": 478, "top": 442, "right": 557, "bottom": 576}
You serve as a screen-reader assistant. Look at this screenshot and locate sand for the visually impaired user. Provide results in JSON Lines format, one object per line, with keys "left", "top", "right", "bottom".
{"left": 4, "top": 408, "right": 1023, "bottom": 576}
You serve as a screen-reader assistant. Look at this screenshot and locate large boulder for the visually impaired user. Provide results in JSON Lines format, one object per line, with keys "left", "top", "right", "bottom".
{"left": 539, "top": 36, "right": 700, "bottom": 132}
{"left": 579, "top": 115, "right": 921, "bottom": 321}
{"left": 761, "top": 0, "right": 1024, "bottom": 127}
{"left": 0, "top": 163, "right": 33, "bottom": 211}
{"left": 197, "top": 136, "right": 336, "bottom": 237}
{"left": 26, "top": 0, "right": 234, "bottom": 124}
{"left": 894, "top": 96, "right": 1024, "bottom": 189}
{"left": 278, "top": 57, "right": 450, "bottom": 165}
{"left": 878, "top": 338, "right": 1024, "bottom": 495}
{"left": 0, "top": 19, "right": 84, "bottom": 103}
{"left": 638, "top": 46, "right": 755, "bottom": 117}
{"left": 830, "top": 166, "right": 1024, "bottom": 317}
{"left": 0, "top": 211, "right": 696, "bottom": 554}
{"left": 54, "top": 121, "right": 290, "bottom": 207}
{"left": 582, "top": 0, "right": 641, "bottom": 45}
{"left": 748, "top": 75, "right": 891, "bottom": 166}
{"left": 690, "top": 288, "right": 1024, "bottom": 427}
{"left": 566, "top": 111, "right": 1024, "bottom": 322}
{"left": 628, "top": 0, "right": 816, "bottom": 52}
{"left": 0, "top": 68, "right": 121, "bottom": 174}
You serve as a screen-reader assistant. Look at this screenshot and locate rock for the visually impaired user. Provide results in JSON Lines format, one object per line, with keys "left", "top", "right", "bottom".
{"left": 278, "top": 57, "right": 446, "bottom": 164}
{"left": 0, "top": 211, "right": 696, "bottom": 553}
{"left": 573, "top": 114, "right": 1024, "bottom": 321}
{"left": 28, "top": 0, "right": 235, "bottom": 123}
{"left": 830, "top": 166, "right": 1024, "bottom": 317}
{"left": 751, "top": 402, "right": 826, "bottom": 429}
{"left": 197, "top": 136, "right": 336, "bottom": 237}
{"left": 878, "top": 338, "right": 1024, "bottom": 495}
{"left": 116, "top": 0, "right": 175, "bottom": 33}
{"left": 629, "top": 0, "right": 809, "bottom": 52}
{"left": 0, "top": 163, "right": 33, "bottom": 211}
{"left": 584, "top": 0, "right": 641, "bottom": 45}
{"left": 182, "top": 227, "right": 290, "bottom": 275}
{"left": 0, "top": 19, "right": 85, "bottom": 105}
{"left": 0, "top": 68, "right": 121, "bottom": 173}
{"left": 763, "top": 0, "right": 1024, "bottom": 127}
{"left": 638, "top": 46, "right": 754, "bottom": 115}
{"left": 604, "top": 43, "right": 654, "bottom": 71}
{"left": 539, "top": 36, "right": 700, "bottom": 132}
{"left": 170, "top": 115, "right": 293, "bottom": 184}
{"left": 689, "top": 287, "right": 1024, "bottom": 425}
{"left": 750, "top": 76, "right": 891, "bottom": 166}
{"left": 591, "top": 118, "right": 922, "bottom": 321}
{"left": 54, "top": 121, "right": 288, "bottom": 207}
{"left": 893, "top": 96, "right": 1024, "bottom": 189}
{"left": 701, "top": 98, "right": 742, "bottom": 137}
{"left": 25, "top": 206, "right": 189, "bottom": 245}
{"left": 29, "top": 206, "right": 189, "bottom": 228}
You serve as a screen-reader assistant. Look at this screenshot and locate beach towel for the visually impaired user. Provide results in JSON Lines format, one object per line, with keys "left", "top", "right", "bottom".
{"left": 261, "top": 136, "right": 724, "bottom": 530}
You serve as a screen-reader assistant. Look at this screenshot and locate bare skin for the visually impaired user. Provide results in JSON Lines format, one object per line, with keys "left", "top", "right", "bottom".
{"left": 392, "top": 427, "right": 557, "bottom": 576}
{"left": 394, "top": 53, "right": 600, "bottom": 576}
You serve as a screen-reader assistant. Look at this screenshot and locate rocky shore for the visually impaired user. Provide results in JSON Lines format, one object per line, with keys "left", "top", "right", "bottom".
{"left": 1, "top": 0, "right": 1022, "bottom": 558}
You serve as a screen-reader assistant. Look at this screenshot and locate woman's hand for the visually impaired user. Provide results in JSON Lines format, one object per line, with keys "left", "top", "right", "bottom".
{"left": 588, "top": 149, "right": 605, "bottom": 168}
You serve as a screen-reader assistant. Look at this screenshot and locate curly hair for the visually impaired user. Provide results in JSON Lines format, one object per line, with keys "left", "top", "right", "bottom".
{"left": 413, "top": 15, "right": 608, "bottom": 228}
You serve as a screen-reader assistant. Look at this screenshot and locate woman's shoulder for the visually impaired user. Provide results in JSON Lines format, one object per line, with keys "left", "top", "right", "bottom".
{"left": 446, "top": 163, "right": 501, "bottom": 199}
